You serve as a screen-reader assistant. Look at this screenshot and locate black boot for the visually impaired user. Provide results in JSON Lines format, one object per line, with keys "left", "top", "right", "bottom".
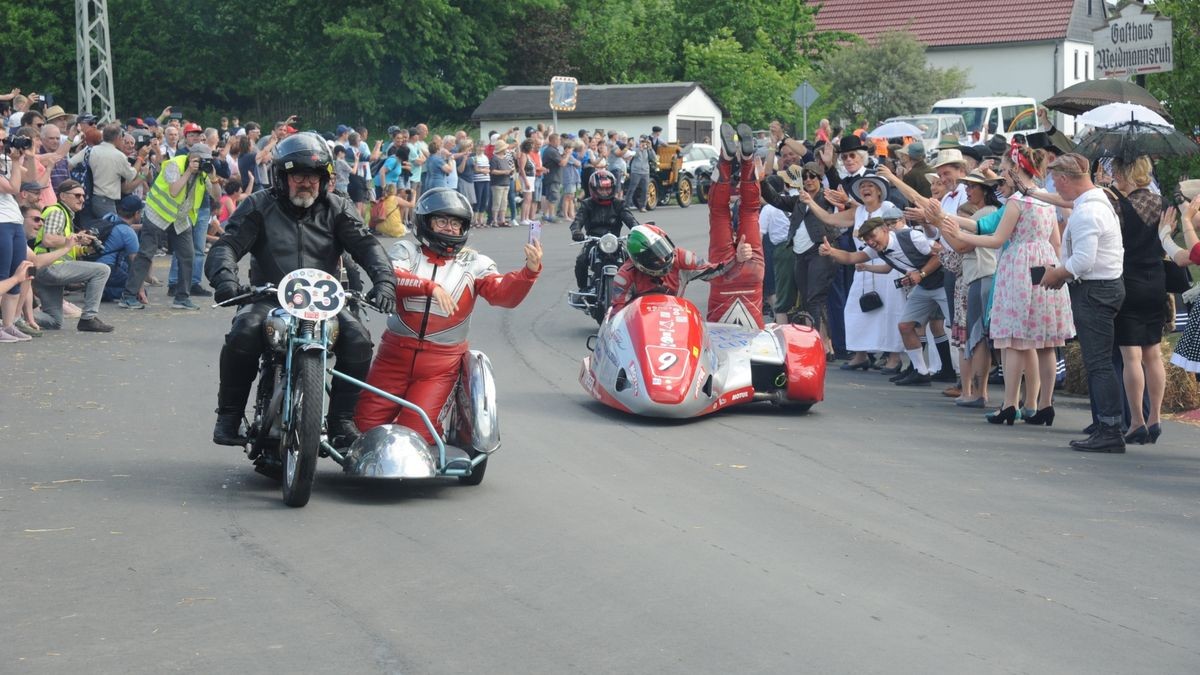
{"left": 327, "top": 417, "right": 360, "bottom": 449}
{"left": 327, "top": 359, "right": 368, "bottom": 448}
{"left": 213, "top": 412, "right": 247, "bottom": 446}
{"left": 718, "top": 123, "right": 738, "bottom": 161}
{"left": 1070, "top": 423, "right": 1126, "bottom": 453}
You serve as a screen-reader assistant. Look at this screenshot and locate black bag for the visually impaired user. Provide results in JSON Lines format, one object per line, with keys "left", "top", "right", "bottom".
{"left": 1164, "top": 259, "right": 1192, "bottom": 294}
{"left": 858, "top": 274, "right": 883, "bottom": 312}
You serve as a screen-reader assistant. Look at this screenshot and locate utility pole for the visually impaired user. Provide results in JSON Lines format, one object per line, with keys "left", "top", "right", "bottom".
{"left": 76, "top": 0, "right": 115, "bottom": 122}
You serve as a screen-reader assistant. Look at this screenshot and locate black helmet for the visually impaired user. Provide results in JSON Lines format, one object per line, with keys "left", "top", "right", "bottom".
{"left": 270, "top": 132, "right": 333, "bottom": 201}
{"left": 589, "top": 169, "right": 617, "bottom": 204}
{"left": 415, "top": 188, "right": 473, "bottom": 256}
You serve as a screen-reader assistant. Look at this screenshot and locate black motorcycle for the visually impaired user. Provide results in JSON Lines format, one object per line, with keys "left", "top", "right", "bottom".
{"left": 567, "top": 232, "right": 628, "bottom": 324}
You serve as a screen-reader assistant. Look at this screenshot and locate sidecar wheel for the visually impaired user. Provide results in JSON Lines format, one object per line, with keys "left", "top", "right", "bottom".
{"left": 282, "top": 351, "right": 323, "bottom": 507}
{"left": 458, "top": 457, "right": 487, "bottom": 486}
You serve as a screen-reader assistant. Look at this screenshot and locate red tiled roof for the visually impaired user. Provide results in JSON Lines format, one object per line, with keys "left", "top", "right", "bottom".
{"left": 810, "top": 0, "right": 1077, "bottom": 48}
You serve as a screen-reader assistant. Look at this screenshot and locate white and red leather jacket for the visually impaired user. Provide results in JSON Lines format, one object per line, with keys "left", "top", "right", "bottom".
{"left": 386, "top": 239, "right": 538, "bottom": 349}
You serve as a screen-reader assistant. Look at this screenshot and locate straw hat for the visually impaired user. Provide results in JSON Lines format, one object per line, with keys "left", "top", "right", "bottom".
{"left": 780, "top": 164, "right": 806, "bottom": 188}
{"left": 958, "top": 169, "right": 1001, "bottom": 186}
{"left": 931, "top": 148, "right": 968, "bottom": 170}
{"left": 494, "top": 139, "right": 509, "bottom": 153}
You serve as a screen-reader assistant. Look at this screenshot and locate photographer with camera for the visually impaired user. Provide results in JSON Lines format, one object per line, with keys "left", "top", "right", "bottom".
{"left": 28, "top": 179, "right": 114, "bottom": 332}
{"left": 119, "top": 143, "right": 220, "bottom": 311}
{"left": 1, "top": 124, "right": 34, "bottom": 339}
{"left": 819, "top": 216, "right": 946, "bottom": 386}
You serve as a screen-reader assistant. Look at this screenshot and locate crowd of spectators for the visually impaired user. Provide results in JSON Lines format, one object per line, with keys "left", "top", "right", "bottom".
{"left": 7, "top": 83, "right": 1199, "bottom": 453}
{"left": 755, "top": 109, "right": 1200, "bottom": 453}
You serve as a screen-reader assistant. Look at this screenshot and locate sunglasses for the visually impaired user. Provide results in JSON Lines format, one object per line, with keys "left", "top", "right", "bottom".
{"left": 65, "top": 192, "right": 86, "bottom": 198}
{"left": 803, "top": 173, "right": 820, "bottom": 180}
{"left": 29, "top": 216, "right": 43, "bottom": 222}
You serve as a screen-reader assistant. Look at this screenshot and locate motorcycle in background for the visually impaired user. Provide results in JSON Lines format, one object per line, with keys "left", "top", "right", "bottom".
{"left": 567, "top": 232, "right": 627, "bottom": 325}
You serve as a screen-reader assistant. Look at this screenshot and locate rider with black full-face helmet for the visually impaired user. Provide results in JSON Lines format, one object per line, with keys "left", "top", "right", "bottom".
{"left": 569, "top": 170, "right": 639, "bottom": 289}
{"left": 205, "top": 132, "right": 397, "bottom": 447}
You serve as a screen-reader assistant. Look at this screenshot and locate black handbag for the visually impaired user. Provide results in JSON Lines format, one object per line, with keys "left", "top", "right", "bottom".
{"left": 858, "top": 274, "right": 883, "bottom": 312}
{"left": 1164, "top": 258, "right": 1192, "bottom": 294}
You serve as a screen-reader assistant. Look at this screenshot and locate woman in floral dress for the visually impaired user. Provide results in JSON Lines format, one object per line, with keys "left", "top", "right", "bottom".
{"left": 939, "top": 145, "right": 1073, "bottom": 425}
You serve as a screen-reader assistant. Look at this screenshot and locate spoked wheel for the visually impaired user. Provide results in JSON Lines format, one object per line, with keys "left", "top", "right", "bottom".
{"left": 677, "top": 177, "right": 693, "bottom": 208}
{"left": 458, "top": 456, "right": 488, "bottom": 486}
{"left": 697, "top": 175, "right": 711, "bottom": 204}
{"left": 645, "top": 182, "right": 658, "bottom": 211}
{"left": 282, "top": 351, "right": 323, "bottom": 507}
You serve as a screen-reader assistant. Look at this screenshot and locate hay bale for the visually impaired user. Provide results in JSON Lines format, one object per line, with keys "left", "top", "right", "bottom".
{"left": 1163, "top": 341, "right": 1200, "bottom": 413}
{"left": 1063, "top": 342, "right": 1089, "bottom": 396}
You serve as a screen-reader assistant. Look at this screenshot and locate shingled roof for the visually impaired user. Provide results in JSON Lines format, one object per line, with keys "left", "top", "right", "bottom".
{"left": 810, "top": 0, "right": 1079, "bottom": 48}
{"left": 471, "top": 82, "right": 707, "bottom": 121}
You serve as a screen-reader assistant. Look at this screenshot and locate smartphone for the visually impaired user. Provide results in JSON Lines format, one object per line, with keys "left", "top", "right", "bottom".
{"left": 169, "top": 111, "right": 183, "bottom": 120}
{"left": 1030, "top": 266, "right": 1046, "bottom": 285}
{"left": 27, "top": 266, "right": 36, "bottom": 279}
{"left": 528, "top": 221, "right": 541, "bottom": 244}
{"left": 893, "top": 277, "right": 906, "bottom": 289}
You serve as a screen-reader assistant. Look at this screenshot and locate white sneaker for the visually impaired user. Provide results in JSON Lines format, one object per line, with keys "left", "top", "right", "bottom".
{"left": 3, "top": 325, "right": 32, "bottom": 341}
{"left": 0, "top": 329, "right": 18, "bottom": 343}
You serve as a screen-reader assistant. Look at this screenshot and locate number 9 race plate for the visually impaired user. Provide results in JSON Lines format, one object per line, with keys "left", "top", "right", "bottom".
{"left": 277, "top": 268, "right": 346, "bottom": 320}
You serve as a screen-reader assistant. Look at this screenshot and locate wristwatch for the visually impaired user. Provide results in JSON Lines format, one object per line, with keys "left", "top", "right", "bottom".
{"left": 919, "top": 271, "right": 927, "bottom": 279}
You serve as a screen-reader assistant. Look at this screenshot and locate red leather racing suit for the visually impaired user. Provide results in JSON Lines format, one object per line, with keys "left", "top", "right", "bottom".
{"left": 353, "top": 240, "right": 539, "bottom": 442}
{"left": 706, "top": 159, "right": 765, "bottom": 328}
{"left": 609, "top": 247, "right": 717, "bottom": 316}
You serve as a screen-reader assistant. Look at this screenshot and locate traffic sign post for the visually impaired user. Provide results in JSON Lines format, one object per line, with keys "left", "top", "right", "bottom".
{"left": 791, "top": 81, "right": 820, "bottom": 140}
{"left": 549, "top": 76, "right": 578, "bottom": 134}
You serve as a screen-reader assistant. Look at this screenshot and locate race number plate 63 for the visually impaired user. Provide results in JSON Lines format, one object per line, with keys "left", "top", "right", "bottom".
{"left": 277, "top": 268, "right": 346, "bottom": 321}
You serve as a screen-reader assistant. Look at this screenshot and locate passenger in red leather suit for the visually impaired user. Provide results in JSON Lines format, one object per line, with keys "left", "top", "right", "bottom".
{"left": 353, "top": 188, "right": 542, "bottom": 442}
{"left": 706, "top": 123, "right": 766, "bottom": 329}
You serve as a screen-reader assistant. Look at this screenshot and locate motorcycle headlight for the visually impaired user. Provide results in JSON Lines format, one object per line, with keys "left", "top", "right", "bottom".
{"left": 598, "top": 233, "right": 619, "bottom": 255}
{"left": 264, "top": 314, "right": 289, "bottom": 351}
{"left": 325, "top": 315, "right": 340, "bottom": 347}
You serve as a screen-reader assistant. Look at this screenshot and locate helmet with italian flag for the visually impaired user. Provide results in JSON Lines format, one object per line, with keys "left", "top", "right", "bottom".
{"left": 625, "top": 224, "right": 675, "bottom": 277}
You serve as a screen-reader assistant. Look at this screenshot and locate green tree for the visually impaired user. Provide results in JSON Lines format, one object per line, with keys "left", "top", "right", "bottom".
{"left": 1147, "top": 0, "right": 1200, "bottom": 184}
{"left": 683, "top": 29, "right": 812, "bottom": 127}
{"left": 818, "top": 31, "right": 968, "bottom": 125}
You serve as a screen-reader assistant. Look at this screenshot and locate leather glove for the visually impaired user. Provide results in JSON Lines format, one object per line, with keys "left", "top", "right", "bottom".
{"left": 571, "top": 229, "right": 585, "bottom": 242}
{"left": 366, "top": 281, "right": 397, "bottom": 314}
{"left": 214, "top": 282, "right": 247, "bottom": 304}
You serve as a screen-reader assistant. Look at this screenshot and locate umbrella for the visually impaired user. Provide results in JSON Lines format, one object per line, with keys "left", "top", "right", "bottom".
{"left": 867, "top": 121, "right": 925, "bottom": 139}
{"left": 1074, "top": 121, "right": 1200, "bottom": 163}
{"left": 1043, "top": 78, "right": 1170, "bottom": 119}
{"left": 1077, "top": 102, "right": 1171, "bottom": 129}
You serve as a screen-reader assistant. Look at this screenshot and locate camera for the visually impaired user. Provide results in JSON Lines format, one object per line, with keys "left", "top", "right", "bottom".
{"left": 3, "top": 136, "right": 33, "bottom": 152}
{"left": 199, "top": 158, "right": 214, "bottom": 173}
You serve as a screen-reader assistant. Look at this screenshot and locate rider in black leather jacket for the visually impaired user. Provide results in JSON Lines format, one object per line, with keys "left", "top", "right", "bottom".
{"left": 569, "top": 170, "right": 639, "bottom": 289}
{"left": 205, "top": 132, "right": 396, "bottom": 447}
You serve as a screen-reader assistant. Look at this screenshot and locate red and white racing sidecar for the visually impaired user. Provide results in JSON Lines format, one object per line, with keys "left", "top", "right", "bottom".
{"left": 579, "top": 294, "right": 825, "bottom": 418}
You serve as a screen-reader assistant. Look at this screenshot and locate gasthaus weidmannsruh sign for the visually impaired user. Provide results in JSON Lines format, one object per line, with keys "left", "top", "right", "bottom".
{"left": 1093, "top": 3, "right": 1174, "bottom": 79}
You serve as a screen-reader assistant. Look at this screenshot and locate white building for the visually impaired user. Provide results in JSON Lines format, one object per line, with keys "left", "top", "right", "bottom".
{"left": 470, "top": 82, "right": 723, "bottom": 144}
{"left": 812, "top": 0, "right": 1111, "bottom": 134}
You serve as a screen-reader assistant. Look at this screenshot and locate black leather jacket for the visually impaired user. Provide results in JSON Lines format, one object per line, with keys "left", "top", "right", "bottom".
{"left": 569, "top": 198, "right": 639, "bottom": 238}
{"left": 205, "top": 190, "right": 394, "bottom": 291}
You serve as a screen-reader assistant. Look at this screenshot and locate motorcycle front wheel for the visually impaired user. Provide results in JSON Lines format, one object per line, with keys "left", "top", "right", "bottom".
{"left": 282, "top": 350, "right": 323, "bottom": 507}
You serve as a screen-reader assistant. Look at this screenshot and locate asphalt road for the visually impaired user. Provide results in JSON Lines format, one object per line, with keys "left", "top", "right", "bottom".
{"left": 3, "top": 203, "right": 1200, "bottom": 674}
